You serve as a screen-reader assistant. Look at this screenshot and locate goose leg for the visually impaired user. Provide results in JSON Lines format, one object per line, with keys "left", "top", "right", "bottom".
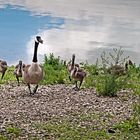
{"left": 16, "top": 76, "right": 20, "bottom": 86}
{"left": 1, "top": 71, "right": 6, "bottom": 80}
{"left": 27, "top": 83, "right": 32, "bottom": 95}
{"left": 33, "top": 85, "right": 38, "bottom": 94}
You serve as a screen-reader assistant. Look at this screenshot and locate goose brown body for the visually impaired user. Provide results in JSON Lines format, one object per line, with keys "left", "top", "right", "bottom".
{"left": 22, "top": 63, "right": 44, "bottom": 84}
{"left": 22, "top": 36, "right": 44, "bottom": 94}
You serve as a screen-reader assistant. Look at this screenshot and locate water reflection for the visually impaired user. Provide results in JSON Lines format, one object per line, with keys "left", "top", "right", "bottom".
{"left": 0, "top": 0, "right": 140, "bottom": 65}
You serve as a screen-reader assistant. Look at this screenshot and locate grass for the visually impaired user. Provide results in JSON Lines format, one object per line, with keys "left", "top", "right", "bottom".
{"left": 1, "top": 112, "right": 138, "bottom": 140}
{"left": 0, "top": 66, "right": 16, "bottom": 84}
{"left": 31, "top": 113, "right": 112, "bottom": 140}
{"left": 112, "top": 118, "right": 140, "bottom": 140}
{"left": 0, "top": 135, "right": 8, "bottom": 140}
{"left": 40, "top": 123, "right": 110, "bottom": 140}
{"left": 6, "top": 125, "right": 21, "bottom": 137}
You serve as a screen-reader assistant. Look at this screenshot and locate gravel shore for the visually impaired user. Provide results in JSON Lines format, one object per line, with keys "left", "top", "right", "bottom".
{"left": 0, "top": 83, "right": 139, "bottom": 139}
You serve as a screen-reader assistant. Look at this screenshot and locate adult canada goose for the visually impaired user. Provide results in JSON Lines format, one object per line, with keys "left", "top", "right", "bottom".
{"left": 22, "top": 36, "right": 44, "bottom": 95}
{"left": 14, "top": 60, "right": 25, "bottom": 86}
{"left": 67, "top": 54, "right": 86, "bottom": 91}
{"left": 0, "top": 60, "right": 8, "bottom": 80}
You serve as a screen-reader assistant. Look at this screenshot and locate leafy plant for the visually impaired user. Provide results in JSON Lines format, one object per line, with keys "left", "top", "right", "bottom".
{"left": 42, "top": 53, "right": 68, "bottom": 84}
{"left": 96, "top": 74, "right": 118, "bottom": 96}
{"left": 100, "top": 47, "right": 129, "bottom": 68}
{"left": 96, "top": 47, "right": 129, "bottom": 96}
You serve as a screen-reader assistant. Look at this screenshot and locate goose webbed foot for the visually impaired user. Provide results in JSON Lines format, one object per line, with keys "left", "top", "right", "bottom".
{"left": 73, "top": 81, "right": 79, "bottom": 91}
{"left": 75, "top": 87, "right": 80, "bottom": 91}
{"left": 29, "top": 92, "right": 34, "bottom": 96}
{"left": 73, "top": 86, "right": 79, "bottom": 91}
{"left": 27, "top": 84, "right": 39, "bottom": 95}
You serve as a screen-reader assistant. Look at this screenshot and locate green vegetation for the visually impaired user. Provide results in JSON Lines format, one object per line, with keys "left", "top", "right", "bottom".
{"left": 0, "top": 48, "right": 140, "bottom": 139}
{"left": 6, "top": 125, "right": 21, "bottom": 137}
{"left": 116, "top": 107, "right": 140, "bottom": 139}
{"left": 1, "top": 112, "right": 140, "bottom": 140}
{"left": 35, "top": 121, "right": 110, "bottom": 140}
{"left": 42, "top": 53, "right": 68, "bottom": 85}
{"left": 0, "top": 135, "right": 8, "bottom": 140}
{"left": 95, "top": 47, "right": 130, "bottom": 97}
{"left": 0, "top": 66, "right": 16, "bottom": 84}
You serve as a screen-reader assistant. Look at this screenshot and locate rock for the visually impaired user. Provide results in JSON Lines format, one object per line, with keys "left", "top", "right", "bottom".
{"left": 107, "top": 128, "right": 116, "bottom": 133}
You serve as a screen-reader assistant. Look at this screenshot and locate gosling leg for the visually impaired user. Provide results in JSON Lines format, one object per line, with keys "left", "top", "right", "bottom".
{"left": 79, "top": 79, "right": 83, "bottom": 90}
{"left": 73, "top": 81, "right": 79, "bottom": 91}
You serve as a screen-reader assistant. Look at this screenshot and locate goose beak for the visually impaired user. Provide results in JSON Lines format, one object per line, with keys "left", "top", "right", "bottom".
{"left": 39, "top": 39, "right": 43, "bottom": 44}
{"left": 36, "top": 36, "right": 43, "bottom": 44}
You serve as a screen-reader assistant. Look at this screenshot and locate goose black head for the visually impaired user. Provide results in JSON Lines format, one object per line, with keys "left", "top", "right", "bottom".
{"left": 19, "top": 60, "right": 22, "bottom": 65}
{"left": 36, "top": 36, "right": 43, "bottom": 44}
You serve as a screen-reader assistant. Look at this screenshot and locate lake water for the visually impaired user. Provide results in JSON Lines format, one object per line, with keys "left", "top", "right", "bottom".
{"left": 0, "top": 0, "right": 140, "bottom": 65}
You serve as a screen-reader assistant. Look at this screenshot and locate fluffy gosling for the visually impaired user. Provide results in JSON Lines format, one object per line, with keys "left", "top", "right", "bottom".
{"left": 0, "top": 60, "right": 8, "bottom": 80}
{"left": 14, "top": 60, "right": 25, "bottom": 85}
{"left": 67, "top": 54, "right": 86, "bottom": 91}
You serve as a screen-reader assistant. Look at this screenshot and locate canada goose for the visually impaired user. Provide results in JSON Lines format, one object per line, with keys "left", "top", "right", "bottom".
{"left": 0, "top": 60, "right": 8, "bottom": 80}
{"left": 68, "top": 54, "right": 86, "bottom": 91}
{"left": 22, "top": 36, "right": 44, "bottom": 95}
{"left": 108, "top": 60, "right": 133, "bottom": 75}
{"left": 14, "top": 60, "right": 25, "bottom": 86}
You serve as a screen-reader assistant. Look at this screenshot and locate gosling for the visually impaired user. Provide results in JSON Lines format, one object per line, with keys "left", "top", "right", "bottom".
{"left": 67, "top": 54, "right": 86, "bottom": 91}
{"left": 14, "top": 60, "right": 25, "bottom": 86}
{"left": 0, "top": 60, "right": 8, "bottom": 80}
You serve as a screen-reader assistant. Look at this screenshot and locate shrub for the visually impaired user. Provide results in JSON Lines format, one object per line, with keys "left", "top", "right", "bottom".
{"left": 96, "top": 74, "right": 117, "bottom": 96}
{"left": 42, "top": 53, "right": 68, "bottom": 84}
{"left": 96, "top": 47, "right": 129, "bottom": 96}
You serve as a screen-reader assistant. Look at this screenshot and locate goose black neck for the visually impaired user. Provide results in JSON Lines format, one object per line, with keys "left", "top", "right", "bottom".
{"left": 32, "top": 41, "right": 39, "bottom": 62}
{"left": 71, "top": 54, "right": 75, "bottom": 69}
{"left": 19, "top": 64, "right": 22, "bottom": 72}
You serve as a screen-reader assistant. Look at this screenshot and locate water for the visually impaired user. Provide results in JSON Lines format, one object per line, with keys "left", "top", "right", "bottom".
{"left": 0, "top": 0, "right": 140, "bottom": 65}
